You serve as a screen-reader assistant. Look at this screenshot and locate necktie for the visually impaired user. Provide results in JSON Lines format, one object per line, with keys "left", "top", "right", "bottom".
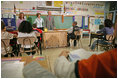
{"left": 49, "top": 16, "right": 51, "bottom": 21}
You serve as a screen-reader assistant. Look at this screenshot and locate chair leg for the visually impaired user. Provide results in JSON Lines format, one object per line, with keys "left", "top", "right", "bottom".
{"left": 37, "top": 49, "right": 40, "bottom": 55}
{"left": 79, "top": 39, "right": 83, "bottom": 48}
{"left": 70, "top": 39, "right": 72, "bottom": 47}
{"left": 12, "top": 52, "right": 16, "bottom": 57}
{"left": 18, "top": 52, "right": 21, "bottom": 57}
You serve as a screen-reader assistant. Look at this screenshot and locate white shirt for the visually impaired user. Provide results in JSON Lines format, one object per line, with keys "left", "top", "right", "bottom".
{"left": 18, "top": 31, "right": 37, "bottom": 48}
{"left": 34, "top": 18, "right": 44, "bottom": 28}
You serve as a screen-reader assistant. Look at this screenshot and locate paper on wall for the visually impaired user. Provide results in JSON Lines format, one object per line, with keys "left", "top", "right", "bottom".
{"left": 37, "top": 1, "right": 46, "bottom": 6}
{"left": 3, "top": 14, "right": 9, "bottom": 18}
{"left": 85, "top": 16, "right": 88, "bottom": 26}
{"left": 75, "top": 16, "right": 82, "bottom": 27}
{"left": 9, "top": 14, "right": 14, "bottom": 18}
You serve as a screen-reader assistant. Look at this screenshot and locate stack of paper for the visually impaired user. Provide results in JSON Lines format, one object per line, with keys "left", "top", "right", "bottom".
{"left": 1, "top": 61, "right": 24, "bottom": 78}
{"left": 69, "top": 49, "right": 104, "bottom": 62}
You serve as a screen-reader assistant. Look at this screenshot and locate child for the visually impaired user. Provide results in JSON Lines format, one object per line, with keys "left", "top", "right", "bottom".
{"left": 1, "top": 21, "right": 17, "bottom": 57}
{"left": 18, "top": 21, "right": 37, "bottom": 55}
{"left": 32, "top": 23, "right": 43, "bottom": 55}
{"left": 91, "top": 19, "right": 114, "bottom": 51}
{"left": 54, "top": 48, "right": 117, "bottom": 78}
{"left": 33, "top": 23, "right": 42, "bottom": 35}
{"left": 67, "top": 21, "right": 80, "bottom": 47}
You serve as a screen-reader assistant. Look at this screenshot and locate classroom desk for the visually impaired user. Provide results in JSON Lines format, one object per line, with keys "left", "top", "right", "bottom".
{"left": 1, "top": 56, "right": 51, "bottom": 71}
{"left": 7, "top": 30, "right": 41, "bottom": 37}
{"left": 89, "top": 32, "right": 104, "bottom": 49}
{"left": 43, "top": 30, "right": 67, "bottom": 48}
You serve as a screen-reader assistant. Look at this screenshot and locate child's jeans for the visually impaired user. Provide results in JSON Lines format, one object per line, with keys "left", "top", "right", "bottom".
{"left": 91, "top": 40, "right": 109, "bottom": 50}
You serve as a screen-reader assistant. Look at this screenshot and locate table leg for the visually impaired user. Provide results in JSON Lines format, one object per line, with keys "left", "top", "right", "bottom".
{"left": 89, "top": 34, "right": 92, "bottom": 47}
{"left": 39, "top": 41, "right": 42, "bottom": 55}
{"left": 97, "top": 39, "right": 98, "bottom": 51}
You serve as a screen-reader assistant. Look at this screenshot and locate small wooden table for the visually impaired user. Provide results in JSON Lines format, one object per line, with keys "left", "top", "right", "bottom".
{"left": 43, "top": 30, "right": 67, "bottom": 48}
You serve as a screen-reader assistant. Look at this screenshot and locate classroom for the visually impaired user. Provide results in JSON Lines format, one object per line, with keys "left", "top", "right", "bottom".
{"left": 1, "top": 1, "right": 117, "bottom": 78}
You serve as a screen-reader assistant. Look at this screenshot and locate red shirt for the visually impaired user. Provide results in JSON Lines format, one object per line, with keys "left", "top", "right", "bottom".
{"left": 33, "top": 28, "right": 42, "bottom": 33}
{"left": 77, "top": 48, "right": 117, "bottom": 78}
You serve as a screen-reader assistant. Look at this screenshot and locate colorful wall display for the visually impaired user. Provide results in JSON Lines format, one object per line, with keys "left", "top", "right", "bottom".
{"left": 1, "top": 1, "right": 105, "bottom": 16}
{"left": 64, "top": 1, "right": 105, "bottom": 16}
{"left": 89, "top": 17, "right": 104, "bottom": 32}
{"left": 1, "top": 14, "right": 16, "bottom": 31}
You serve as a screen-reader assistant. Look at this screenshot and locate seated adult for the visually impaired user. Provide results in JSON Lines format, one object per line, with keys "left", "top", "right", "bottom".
{"left": 90, "top": 19, "right": 114, "bottom": 51}
{"left": 67, "top": 21, "right": 80, "bottom": 46}
{"left": 54, "top": 48, "right": 117, "bottom": 78}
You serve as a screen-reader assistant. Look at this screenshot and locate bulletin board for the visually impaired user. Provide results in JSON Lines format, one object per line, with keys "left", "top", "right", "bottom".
{"left": 26, "top": 15, "right": 73, "bottom": 29}
{"left": 1, "top": 14, "right": 16, "bottom": 31}
{"left": 89, "top": 16, "right": 104, "bottom": 32}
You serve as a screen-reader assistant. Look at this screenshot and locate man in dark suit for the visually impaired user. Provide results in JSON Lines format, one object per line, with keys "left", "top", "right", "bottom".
{"left": 67, "top": 21, "right": 80, "bottom": 47}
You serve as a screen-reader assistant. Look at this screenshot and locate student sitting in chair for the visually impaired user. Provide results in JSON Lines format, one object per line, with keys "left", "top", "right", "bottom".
{"left": 1, "top": 21, "right": 17, "bottom": 57}
{"left": 67, "top": 21, "right": 80, "bottom": 47}
{"left": 33, "top": 23, "right": 42, "bottom": 41}
{"left": 54, "top": 48, "right": 117, "bottom": 78}
{"left": 32, "top": 23, "right": 42, "bottom": 51}
{"left": 18, "top": 21, "right": 38, "bottom": 55}
{"left": 90, "top": 19, "right": 114, "bottom": 51}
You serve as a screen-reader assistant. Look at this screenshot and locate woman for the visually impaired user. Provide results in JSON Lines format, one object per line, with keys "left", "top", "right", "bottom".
{"left": 90, "top": 19, "right": 114, "bottom": 50}
{"left": 18, "top": 21, "right": 37, "bottom": 55}
{"left": 34, "top": 13, "right": 44, "bottom": 30}
{"left": 16, "top": 12, "right": 25, "bottom": 28}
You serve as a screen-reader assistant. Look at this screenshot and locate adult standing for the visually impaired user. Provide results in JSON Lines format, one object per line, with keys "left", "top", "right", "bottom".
{"left": 44, "top": 11, "right": 55, "bottom": 30}
{"left": 16, "top": 12, "right": 25, "bottom": 29}
{"left": 33, "top": 13, "right": 44, "bottom": 30}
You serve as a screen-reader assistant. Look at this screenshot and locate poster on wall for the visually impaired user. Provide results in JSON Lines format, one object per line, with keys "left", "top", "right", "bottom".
{"left": 89, "top": 17, "right": 104, "bottom": 32}
{"left": 38, "top": 1, "right": 46, "bottom": 6}
{"left": 54, "top": 1, "right": 63, "bottom": 7}
{"left": 46, "top": 1, "right": 52, "bottom": 6}
{"left": 1, "top": 14, "right": 16, "bottom": 31}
